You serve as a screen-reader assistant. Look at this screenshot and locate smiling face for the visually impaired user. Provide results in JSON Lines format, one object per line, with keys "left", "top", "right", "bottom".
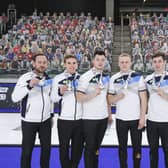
{"left": 33, "top": 55, "right": 48, "bottom": 75}
{"left": 64, "top": 57, "right": 78, "bottom": 74}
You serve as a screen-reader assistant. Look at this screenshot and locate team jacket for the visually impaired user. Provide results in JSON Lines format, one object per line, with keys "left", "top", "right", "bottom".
{"left": 108, "top": 71, "right": 146, "bottom": 121}
{"left": 145, "top": 72, "right": 168, "bottom": 122}
{"left": 77, "top": 69, "right": 110, "bottom": 120}
{"left": 12, "top": 71, "right": 53, "bottom": 122}
{"left": 51, "top": 71, "right": 82, "bottom": 120}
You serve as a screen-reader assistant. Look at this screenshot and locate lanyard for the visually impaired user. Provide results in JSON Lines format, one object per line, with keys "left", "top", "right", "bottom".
{"left": 64, "top": 72, "right": 78, "bottom": 90}
{"left": 92, "top": 69, "right": 105, "bottom": 89}
{"left": 92, "top": 68, "right": 103, "bottom": 84}
{"left": 93, "top": 72, "right": 103, "bottom": 87}
{"left": 152, "top": 71, "right": 166, "bottom": 88}
{"left": 121, "top": 71, "right": 132, "bottom": 89}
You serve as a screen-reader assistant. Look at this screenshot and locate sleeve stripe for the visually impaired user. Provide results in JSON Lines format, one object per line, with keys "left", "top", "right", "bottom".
{"left": 138, "top": 89, "right": 147, "bottom": 92}
{"left": 108, "top": 92, "right": 116, "bottom": 95}
{"left": 77, "top": 90, "right": 86, "bottom": 94}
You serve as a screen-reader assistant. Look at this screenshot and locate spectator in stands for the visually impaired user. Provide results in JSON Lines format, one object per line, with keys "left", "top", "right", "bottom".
{"left": 131, "top": 31, "right": 140, "bottom": 44}
{"left": 50, "top": 55, "right": 61, "bottom": 71}
{"left": 160, "top": 42, "right": 168, "bottom": 54}
{"left": 10, "top": 56, "right": 20, "bottom": 70}
{"left": 54, "top": 48, "right": 64, "bottom": 65}
{"left": 130, "top": 15, "right": 138, "bottom": 32}
{"left": 145, "top": 52, "right": 168, "bottom": 168}
{"left": 0, "top": 51, "right": 5, "bottom": 61}
{"left": 130, "top": 12, "right": 168, "bottom": 73}
{"left": 11, "top": 53, "right": 54, "bottom": 168}
{"left": 20, "top": 56, "right": 30, "bottom": 70}
{"left": 0, "top": 57, "right": 7, "bottom": 69}
{"left": 108, "top": 53, "right": 147, "bottom": 168}
{"left": 0, "top": 11, "right": 114, "bottom": 73}
{"left": 0, "top": 35, "right": 7, "bottom": 47}
{"left": 51, "top": 55, "right": 83, "bottom": 168}
{"left": 145, "top": 59, "right": 153, "bottom": 73}
{"left": 21, "top": 42, "right": 30, "bottom": 54}
{"left": 30, "top": 41, "right": 39, "bottom": 54}
{"left": 0, "top": 14, "right": 3, "bottom": 35}
{"left": 76, "top": 46, "right": 83, "bottom": 64}
{"left": 1, "top": 13, "right": 8, "bottom": 34}
{"left": 104, "top": 55, "right": 111, "bottom": 73}
{"left": 132, "top": 43, "right": 143, "bottom": 62}
{"left": 79, "top": 54, "right": 91, "bottom": 72}
{"left": 104, "top": 47, "right": 112, "bottom": 65}
{"left": 138, "top": 13, "right": 145, "bottom": 27}
{"left": 6, "top": 48, "right": 15, "bottom": 60}
{"left": 133, "top": 59, "right": 144, "bottom": 72}
{"left": 45, "top": 47, "right": 54, "bottom": 65}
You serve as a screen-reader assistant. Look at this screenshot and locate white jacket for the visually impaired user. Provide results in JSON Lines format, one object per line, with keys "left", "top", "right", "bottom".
{"left": 51, "top": 72, "right": 82, "bottom": 120}
{"left": 12, "top": 71, "right": 54, "bottom": 122}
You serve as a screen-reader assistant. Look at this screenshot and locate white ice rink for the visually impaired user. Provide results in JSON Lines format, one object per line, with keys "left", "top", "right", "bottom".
{"left": 0, "top": 113, "right": 149, "bottom": 146}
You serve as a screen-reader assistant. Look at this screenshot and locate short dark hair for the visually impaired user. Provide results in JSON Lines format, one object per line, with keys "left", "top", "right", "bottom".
{"left": 93, "top": 47, "right": 105, "bottom": 59}
{"left": 64, "top": 55, "right": 77, "bottom": 63}
{"left": 32, "top": 52, "right": 48, "bottom": 61}
{"left": 152, "top": 52, "right": 166, "bottom": 60}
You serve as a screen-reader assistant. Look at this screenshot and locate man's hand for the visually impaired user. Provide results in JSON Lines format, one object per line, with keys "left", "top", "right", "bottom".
{"left": 94, "top": 87, "right": 102, "bottom": 96}
{"left": 157, "top": 88, "right": 167, "bottom": 99}
{"left": 29, "top": 78, "right": 40, "bottom": 87}
{"left": 108, "top": 113, "right": 113, "bottom": 125}
{"left": 59, "top": 85, "right": 69, "bottom": 95}
{"left": 138, "top": 117, "right": 145, "bottom": 130}
{"left": 117, "top": 93, "right": 125, "bottom": 101}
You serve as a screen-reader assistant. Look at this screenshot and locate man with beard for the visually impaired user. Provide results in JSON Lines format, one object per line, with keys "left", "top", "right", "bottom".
{"left": 12, "top": 53, "right": 54, "bottom": 168}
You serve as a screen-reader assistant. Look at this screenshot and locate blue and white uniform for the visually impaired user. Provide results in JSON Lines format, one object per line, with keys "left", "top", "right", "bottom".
{"left": 145, "top": 71, "right": 168, "bottom": 168}
{"left": 12, "top": 71, "right": 53, "bottom": 122}
{"left": 146, "top": 72, "right": 168, "bottom": 122}
{"left": 77, "top": 68, "right": 110, "bottom": 168}
{"left": 51, "top": 71, "right": 83, "bottom": 168}
{"left": 109, "top": 71, "right": 146, "bottom": 120}
{"left": 109, "top": 70, "right": 146, "bottom": 168}
{"left": 77, "top": 69, "right": 110, "bottom": 120}
{"left": 51, "top": 71, "right": 82, "bottom": 120}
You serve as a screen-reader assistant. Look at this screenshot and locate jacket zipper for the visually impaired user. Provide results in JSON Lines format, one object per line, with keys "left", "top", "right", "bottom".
{"left": 41, "top": 86, "right": 45, "bottom": 122}
{"left": 73, "top": 80, "right": 77, "bottom": 120}
{"left": 26, "top": 104, "right": 30, "bottom": 114}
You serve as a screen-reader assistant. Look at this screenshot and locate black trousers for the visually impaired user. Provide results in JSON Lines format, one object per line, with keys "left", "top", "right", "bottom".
{"left": 57, "top": 119, "right": 83, "bottom": 168}
{"left": 21, "top": 118, "right": 52, "bottom": 168}
{"left": 82, "top": 118, "right": 108, "bottom": 168}
{"left": 116, "top": 119, "right": 142, "bottom": 168}
{"left": 147, "top": 120, "right": 168, "bottom": 168}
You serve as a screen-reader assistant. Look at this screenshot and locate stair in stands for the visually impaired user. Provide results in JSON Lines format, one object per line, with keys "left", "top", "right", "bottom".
{"left": 111, "top": 25, "right": 131, "bottom": 73}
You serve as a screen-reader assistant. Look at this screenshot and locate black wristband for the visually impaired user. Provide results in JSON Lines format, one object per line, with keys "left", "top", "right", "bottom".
{"left": 51, "top": 113, "right": 54, "bottom": 118}
{"left": 27, "top": 84, "right": 33, "bottom": 90}
{"left": 58, "top": 88, "right": 63, "bottom": 96}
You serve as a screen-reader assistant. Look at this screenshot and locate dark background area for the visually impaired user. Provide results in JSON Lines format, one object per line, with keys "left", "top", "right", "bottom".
{"left": 119, "top": 0, "right": 168, "bottom": 8}
{"left": 0, "top": 0, "right": 106, "bottom": 18}
{"left": 1, "top": 0, "right": 167, "bottom": 25}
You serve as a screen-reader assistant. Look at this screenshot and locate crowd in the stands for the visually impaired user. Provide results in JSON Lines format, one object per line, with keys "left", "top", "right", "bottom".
{"left": 130, "top": 12, "right": 168, "bottom": 73}
{"left": 0, "top": 11, "right": 113, "bottom": 74}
